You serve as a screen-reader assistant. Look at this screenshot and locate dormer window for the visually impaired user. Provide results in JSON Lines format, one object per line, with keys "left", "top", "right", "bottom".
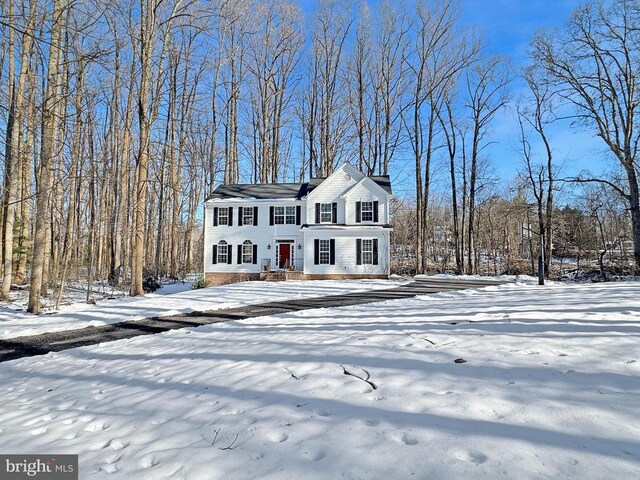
{"left": 361, "top": 201, "right": 374, "bottom": 222}
{"left": 320, "top": 203, "right": 333, "bottom": 223}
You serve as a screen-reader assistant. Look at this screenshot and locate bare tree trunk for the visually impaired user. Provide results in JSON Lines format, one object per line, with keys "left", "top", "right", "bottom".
{"left": 28, "top": 0, "right": 66, "bottom": 313}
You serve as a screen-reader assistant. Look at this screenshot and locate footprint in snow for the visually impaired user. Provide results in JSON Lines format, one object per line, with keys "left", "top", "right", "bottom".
{"left": 456, "top": 450, "right": 488, "bottom": 465}
{"left": 140, "top": 456, "right": 159, "bottom": 469}
{"left": 301, "top": 449, "right": 326, "bottom": 461}
{"left": 84, "top": 420, "right": 110, "bottom": 432}
{"left": 392, "top": 432, "right": 418, "bottom": 445}
{"left": 109, "top": 439, "right": 129, "bottom": 451}
{"left": 365, "top": 419, "right": 380, "bottom": 427}
{"left": 268, "top": 432, "right": 288, "bottom": 443}
{"left": 30, "top": 426, "right": 48, "bottom": 436}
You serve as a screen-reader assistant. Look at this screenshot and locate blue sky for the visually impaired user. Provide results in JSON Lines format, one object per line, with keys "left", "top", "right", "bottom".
{"left": 384, "top": 0, "right": 609, "bottom": 200}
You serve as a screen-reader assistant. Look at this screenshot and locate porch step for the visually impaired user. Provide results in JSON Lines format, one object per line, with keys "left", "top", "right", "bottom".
{"left": 260, "top": 271, "right": 287, "bottom": 282}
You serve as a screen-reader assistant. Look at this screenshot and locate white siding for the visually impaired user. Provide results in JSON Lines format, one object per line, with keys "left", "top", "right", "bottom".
{"left": 303, "top": 229, "right": 390, "bottom": 276}
{"left": 343, "top": 181, "right": 388, "bottom": 224}
{"left": 306, "top": 165, "right": 364, "bottom": 224}
{"left": 202, "top": 163, "right": 392, "bottom": 276}
{"left": 203, "top": 200, "right": 305, "bottom": 273}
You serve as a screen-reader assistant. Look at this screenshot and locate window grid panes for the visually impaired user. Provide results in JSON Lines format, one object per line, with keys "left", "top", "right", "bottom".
{"left": 319, "top": 239, "right": 331, "bottom": 264}
{"left": 242, "top": 207, "right": 253, "bottom": 226}
{"left": 362, "top": 239, "right": 373, "bottom": 264}
{"left": 320, "top": 203, "right": 332, "bottom": 223}
{"left": 361, "top": 202, "right": 373, "bottom": 222}
{"left": 275, "top": 206, "right": 296, "bottom": 224}
{"left": 285, "top": 206, "right": 296, "bottom": 224}
{"left": 218, "top": 207, "right": 229, "bottom": 225}
{"left": 242, "top": 240, "right": 253, "bottom": 263}
{"left": 274, "top": 206, "right": 285, "bottom": 224}
{"left": 217, "top": 240, "right": 228, "bottom": 263}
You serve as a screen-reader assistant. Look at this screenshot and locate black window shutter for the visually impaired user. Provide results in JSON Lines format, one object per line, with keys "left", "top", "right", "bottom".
{"left": 269, "top": 206, "right": 275, "bottom": 225}
{"left": 228, "top": 208, "right": 233, "bottom": 226}
{"left": 373, "top": 238, "right": 379, "bottom": 265}
{"left": 252, "top": 244, "right": 258, "bottom": 264}
{"left": 315, "top": 203, "right": 320, "bottom": 223}
{"left": 356, "top": 202, "right": 361, "bottom": 223}
{"left": 253, "top": 206, "right": 259, "bottom": 226}
{"left": 331, "top": 203, "right": 337, "bottom": 223}
{"left": 356, "top": 239, "right": 362, "bottom": 265}
{"left": 212, "top": 245, "right": 217, "bottom": 264}
{"left": 237, "top": 244, "right": 242, "bottom": 264}
{"left": 296, "top": 205, "right": 301, "bottom": 225}
{"left": 238, "top": 207, "right": 243, "bottom": 226}
{"left": 213, "top": 207, "right": 218, "bottom": 226}
{"left": 330, "top": 239, "right": 336, "bottom": 265}
{"left": 373, "top": 201, "right": 379, "bottom": 223}
{"left": 314, "top": 239, "right": 319, "bottom": 265}
{"left": 227, "top": 245, "right": 233, "bottom": 264}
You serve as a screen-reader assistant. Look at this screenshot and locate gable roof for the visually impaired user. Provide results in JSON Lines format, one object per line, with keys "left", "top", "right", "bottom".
{"left": 341, "top": 175, "right": 392, "bottom": 199}
{"left": 205, "top": 175, "right": 392, "bottom": 201}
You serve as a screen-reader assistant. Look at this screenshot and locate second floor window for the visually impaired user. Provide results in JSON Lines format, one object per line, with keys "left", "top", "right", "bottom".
{"left": 242, "top": 207, "right": 253, "bottom": 226}
{"left": 274, "top": 206, "right": 296, "bottom": 224}
{"left": 361, "top": 201, "right": 374, "bottom": 222}
{"left": 218, "top": 207, "right": 229, "bottom": 226}
{"left": 320, "top": 203, "right": 333, "bottom": 223}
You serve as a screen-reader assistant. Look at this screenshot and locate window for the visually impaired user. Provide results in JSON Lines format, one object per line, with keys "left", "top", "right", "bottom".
{"left": 218, "top": 207, "right": 229, "bottom": 226}
{"left": 320, "top": 203, "right": 333, "bottom": 223}
{"left": 319, "top": 239, "right": 331, "bottom": 264}
{"left": 362, "top": 239, "right": 373, "bottom": 264}
{"left": 361, "top": 201, "right": 373, "bottom": 222}
{"left": 217, "top": 240, "right": 229, "bottom": 263}
{"left": 242, "top": 207, "right": 253, "bottom": 226}
{"left": 242, "top": 240, "right": 253, "bottom": 264}
{"left": 285, "top": 206, "right": 296, "bottom": 224}
{"left": 274, "top": 206, "right": 296, "bottom": 225}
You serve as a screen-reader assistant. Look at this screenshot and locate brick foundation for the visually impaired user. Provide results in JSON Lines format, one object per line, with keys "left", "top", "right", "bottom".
{"left": 204, "top": 271, "right": 388, "bottom": 286}
{"left": 204, "top": 272, "right": 261, "bottom": 286}
{"left": 300, "top": 274, "right": 389, "bottom": 281}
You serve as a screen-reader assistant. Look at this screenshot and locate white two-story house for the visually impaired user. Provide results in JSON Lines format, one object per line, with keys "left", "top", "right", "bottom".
{"left": 202, "top": 163, "right": 393, "bottom": 285}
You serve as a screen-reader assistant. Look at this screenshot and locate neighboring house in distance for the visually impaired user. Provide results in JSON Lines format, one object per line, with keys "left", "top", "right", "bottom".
{"left": 203, "top": 163, "right": 393, "bottom": 285}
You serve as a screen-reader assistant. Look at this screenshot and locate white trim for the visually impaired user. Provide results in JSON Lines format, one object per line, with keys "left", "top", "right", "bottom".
{"left": 306, "top": 163, "right": 364, "bottom": 200}
{"left": 341, "top": 175, "right": 392, "bottom": 199}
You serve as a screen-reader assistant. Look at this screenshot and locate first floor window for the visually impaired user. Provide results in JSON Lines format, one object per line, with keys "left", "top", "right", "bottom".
{"left": 218, "top": 207, "right": 229, "bottom": 226}
{"left": 242, "top": 240, "right": 253, "bottom": 263}
{"left": 242, "top": 207, "right": 254, "bottom": 226}
{"left": 217, "top": 240, "right": 229, "bottom": 263}
{"left": 319, "top": 239, "right": 331, "bottom": 264}
{"left": 362, "top": 239, "right": 373, "bottom": 264}
{"left": 361, "top": 201, "right": 373, "bottom": 222}
{"left": 320, "top": 203, "right": 332, "bottom": 223}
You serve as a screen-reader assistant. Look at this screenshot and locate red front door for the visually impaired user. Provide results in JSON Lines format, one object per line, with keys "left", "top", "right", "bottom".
{"left": 278, "top": 243, "right": 291, "bottom": 268}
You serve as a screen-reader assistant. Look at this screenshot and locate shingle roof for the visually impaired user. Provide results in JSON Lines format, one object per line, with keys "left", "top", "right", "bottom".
{"left": 205, "top": 175, "right": 392, "bottom": 201}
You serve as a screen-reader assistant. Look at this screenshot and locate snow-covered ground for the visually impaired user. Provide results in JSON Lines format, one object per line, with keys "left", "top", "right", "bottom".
{"left": 0, "top": 281, "right": 639, "bottom": 479}
{"left": 0, "top": 279, "right": 406, "bottom": 339}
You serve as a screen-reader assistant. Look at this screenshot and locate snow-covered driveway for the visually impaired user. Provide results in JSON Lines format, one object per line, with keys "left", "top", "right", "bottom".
{"left": 0, "top": 279, "right": 406, "bottom": 339}
{"left": 0, "top": 281, "right": 638, "bottom": 479}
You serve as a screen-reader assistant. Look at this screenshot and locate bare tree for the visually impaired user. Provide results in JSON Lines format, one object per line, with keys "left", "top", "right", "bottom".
{"left": 532, "top": 0, "right": 640, "bottom": 272}
{"left": 464, "top": 56, "right": 510, "bottom": 274}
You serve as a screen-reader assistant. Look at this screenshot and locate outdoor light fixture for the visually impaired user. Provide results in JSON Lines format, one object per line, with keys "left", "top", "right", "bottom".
{"left": 267, "top": 244, "right": 271, "bottom": 250}
{"left": 297, "top": 244, "right": 301, "bottom": 250}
